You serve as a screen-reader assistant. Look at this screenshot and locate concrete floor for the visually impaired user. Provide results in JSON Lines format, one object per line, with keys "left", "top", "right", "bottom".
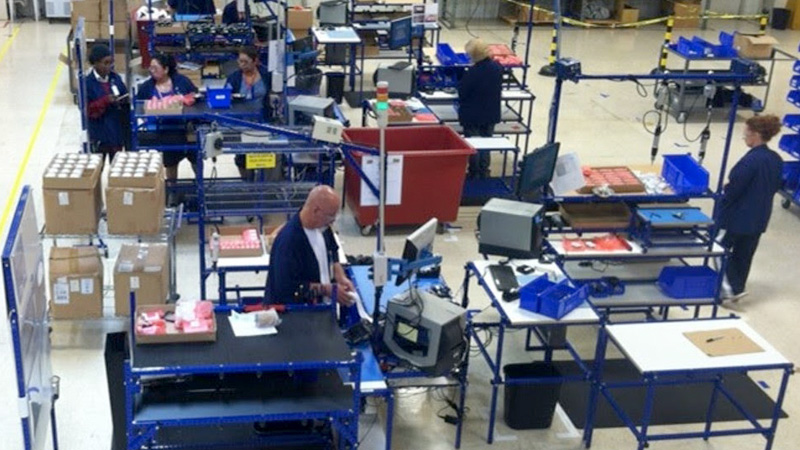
{"left": 1, "top": 15, "right": 800, "bottom": 450}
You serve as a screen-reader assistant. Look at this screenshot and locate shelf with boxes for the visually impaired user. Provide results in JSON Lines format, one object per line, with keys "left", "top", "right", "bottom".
{"left": 779, "top": 47, "right": 800, "bottom": 211}
{"left": 41, "top": 152, "right": 181, "bottom": 320}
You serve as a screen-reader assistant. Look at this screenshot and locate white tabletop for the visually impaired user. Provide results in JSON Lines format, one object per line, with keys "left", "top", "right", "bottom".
{"left": 465, "top": 137, "right": 518, "bottom": 151}
{"left": 607, "top": 319, "right": 792, "bottom": 374}
{"left": 470, "top": 260, "right": 600, "bottom": 326}
{"left": 312, "top": 27, "right": 362, "bottom": 44}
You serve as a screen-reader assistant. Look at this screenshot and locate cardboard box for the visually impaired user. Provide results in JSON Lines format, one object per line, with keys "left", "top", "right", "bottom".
{"left": 71, "top": 0, "right": 100, "bottom": 24}
{"left": 106, "top": 152, "right": 166, "bottom": 235}
{"left": 154, "top": 23, "right": 187, "bottom": 35}
{"left": 114, "top": 243, "right": 170, "bottom": 316}
{"left": 672, "top": 0, "right": 700, "bottom": 28}
{"left": 143, "top": 100, "right": 183, "bottom": 115}
{"left": 81, "top": 21, "right": 103, "bottom": 39}
{"left": 291, "top": 28, "right": 309, "bottom": 40}
{"left": 43, "top": 153, "right": 104, "bottom": 235}
{"left": 263, "top": 223, "right": 284, "bottom": 252}
{"left": 287, "top": 7, "right": 313, "bottom": 30}
{"left": 387, "top": 102, "right": 413, "bottom": 123}
{"left": 560, "top": 203, "right": 632, "bottom": 229}
{"left": 616, "top": 2, "right": 639, "bottom": 23}
{"left": 100, "top": 0, "right": 129, "bottom": 19}
{"left": 734, "top": 33, "right": 778, "bottom": 59}
{"left": 99, "top": 20, "right": 131, "bottom": 39}
{"left": 49, "top": 247, "right": 104, "bottom": 319}
{"left": 134, "top": 304, "right": 217, "bottom": 344}
{"left": 207, "top": 225, "right": 265, "bottom": 258}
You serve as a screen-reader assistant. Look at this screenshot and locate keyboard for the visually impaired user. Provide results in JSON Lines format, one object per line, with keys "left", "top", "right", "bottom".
{"left": 489, "top": 265, "right": 519, "bottom": 292}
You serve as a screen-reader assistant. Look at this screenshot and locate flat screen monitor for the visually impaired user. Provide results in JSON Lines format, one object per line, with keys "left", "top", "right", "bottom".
{"left": 516, "top": 142, "right": 560, "bottom": 201}
{"left": 389, "top": 16, "right": 412, "bottom": 50}
{"left": 396, "top": 217, "right": 438, "bottom": 286}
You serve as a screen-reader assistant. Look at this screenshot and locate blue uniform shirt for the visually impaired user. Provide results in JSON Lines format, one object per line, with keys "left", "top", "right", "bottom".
{"left": 86, "top": 70, "right": 128, "bottom": 146}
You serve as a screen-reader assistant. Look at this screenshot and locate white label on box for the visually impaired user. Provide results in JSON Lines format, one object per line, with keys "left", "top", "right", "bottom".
{"left": 123, "top": 191, "right": 134, "bottom": 206}
{"left": 118, "top": 262, "right": 134, "bottom": 273}
{"left": 130, "top": 276, "right": 140, "bottom": 290}
{"left": 80, "top": 278, "right": 94, "bottom": 295}
{"left": 53, "top": 283, "right": 69, "bottom": 305}
{"left": 144, "top": 265, "right": 162, "bottom": 273}
{"left": 69, "top": 280, "right": 80, "bottom": 292}
{"left": 58, "top": 192, "right": 69, "bottom": 206}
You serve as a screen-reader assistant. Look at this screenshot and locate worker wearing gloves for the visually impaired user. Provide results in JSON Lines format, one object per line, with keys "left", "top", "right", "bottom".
{"left": 458, "top": 38, "right": 503, "bottom": 179}
{"left": 718, "top": 115, "right": 784, "bottom": 302}
{"left": 266, "top": 185, "right": 356, "bottom": 306}
{"left": 136, "top": 53, "right": 198, "bottom": 182}
{"left": 86, "top": 44, "right": 128, "bottom": 164}
{"left": 225, "top": 47, "right": 273, "bottom": 181}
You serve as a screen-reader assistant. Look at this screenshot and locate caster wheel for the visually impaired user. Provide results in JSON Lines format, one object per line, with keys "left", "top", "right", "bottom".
{"left": 360, "top": 225, "right": 373, "bottom": 236}
{"left": 677, "top": 113, "right": 687, "bottom": 124}
{"left": 782, "top": 199, "right": 792, "bottom": 209}
{"left": 436, "top": 223, "right": 446, "bottom": 235}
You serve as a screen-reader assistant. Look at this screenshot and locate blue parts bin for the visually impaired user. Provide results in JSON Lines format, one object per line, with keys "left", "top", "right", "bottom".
{"left": 436, "top": 43, "right": 470, "bottom": 66}
{"left": 206, "top": 86, "right": 232, "bottom": 109}
{"left": 657, "top": 266, "right": 719, "bottom": 299}
{"left": 661, "top": 154, "right": 710, "bottom": 195}
{"left": 519, "top": 274, "right": 588, "bottom": 319}
{"left": 779, "top": 134, "right": 800, "bottom": 159}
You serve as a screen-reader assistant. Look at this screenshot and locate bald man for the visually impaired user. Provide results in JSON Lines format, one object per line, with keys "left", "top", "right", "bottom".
{"left": 266, "top": 185, "right": 356, "bottom": 305}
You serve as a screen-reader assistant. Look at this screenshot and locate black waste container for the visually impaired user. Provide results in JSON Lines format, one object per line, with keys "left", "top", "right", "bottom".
{"left": 772, "top": 8, "right": 790, "bottom": 30}
{"left": 503, "top": 362, "right": 562, "bottom": 430}
{"left": 105, "top": 332, "right": 129, "bottom": 450}
{"left": 295, "top": 68, "right": 323, "bottom": 95}
{"left": 326, "top": 72, "right": 346, "bottom": 104}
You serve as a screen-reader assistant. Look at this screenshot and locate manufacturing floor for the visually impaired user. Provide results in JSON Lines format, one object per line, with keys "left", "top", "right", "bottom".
{"left": 1, "top": 15, "right": 800, "bottom": 450}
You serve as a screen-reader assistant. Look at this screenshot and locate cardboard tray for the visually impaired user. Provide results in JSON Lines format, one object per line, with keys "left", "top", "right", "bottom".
{"left": 135, "top": 304, "right": 217, "bottom": 345}
{"left": 206, "top": 225, "right": 266, "bottom": 258}
{"left": 559, "top": 203, "right": 632, "bottom": 229}
{"left": 578, "top": 166, "right": 646, "bottom": 194}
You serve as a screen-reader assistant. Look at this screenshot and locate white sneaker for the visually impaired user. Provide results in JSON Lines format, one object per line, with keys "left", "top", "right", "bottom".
{"left": 722, "top": 291, "right": 749, "bottom": 303}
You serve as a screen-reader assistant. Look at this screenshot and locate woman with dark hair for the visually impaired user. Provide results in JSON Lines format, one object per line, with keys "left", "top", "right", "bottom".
{"left": 225, "top": 47, "right": 273, "bottom": 180}
{"left": 718, "top": 114, "right": 784, "bottom": 302}
{"left": 137, "top": 53, "right": 199, "bottom": 181}
{"left": 86, "top": 44, "right": 128, "bottom": 163}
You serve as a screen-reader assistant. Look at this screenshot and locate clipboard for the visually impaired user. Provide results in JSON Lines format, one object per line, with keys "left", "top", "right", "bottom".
{"left": 683, "top": 328, "right": 765, "bottom": 357}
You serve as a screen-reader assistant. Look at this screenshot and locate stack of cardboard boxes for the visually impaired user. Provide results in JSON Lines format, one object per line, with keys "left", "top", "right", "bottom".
{"left": 106, "top": 151, "right": 166, "bottom": 235}
{"left": 43, "top": 153, "right": 104, "bottom": 235}
{"left": 287, "top": 7, "right": 313, "bottom": 39}
{"left": 49, "top": 247, "right": 104, "bottom": 319}
{"left": 71, "top": 0, "right": 130, "bottom": 39}
{"left": 114, "top": 243, "right": 170, "bottom": 316}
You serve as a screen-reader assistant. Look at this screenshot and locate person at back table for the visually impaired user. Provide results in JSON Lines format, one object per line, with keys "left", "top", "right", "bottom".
{"left": 458, "top": 38, "right": 503, "bottom": 179}
{"left": 718, "top": 115, "right": 784, "bottom": 303}
{"left": 266, "top": 185, "right": 355, "bottom": 306}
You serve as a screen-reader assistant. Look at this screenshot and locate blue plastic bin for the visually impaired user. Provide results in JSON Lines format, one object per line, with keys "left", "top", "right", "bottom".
{"left": 783, "top": 160, "right": 800, "bottom": 191}
{"left": 675, "top": 37, "right": 704, "bottom": 57}
{"left": 436, "top": 43, "right": 470, "bottom": 66}
{"left": 787, "top": 90, "right": 800, "bottom": 107}
{"left": 658, "top": 266, "right": 719, "bottom": 299}
{"left": 206, "top": 86, "right": 232, "bottom": 109}
{"left": 519, "top": 275, "right": 555, "bottom": 313}
{"left": 779, "top": 134, "right": 800, "bottom": 158}
{"left": 662, "top": 154, "right": 710, "bottom": 195}
{"left": 791, "top": 75, "right": 800, "bottom": 89}
{"left": 519, "top": 275, "right": 587, "bottom": 319}
{"left": 783, "top": 114, "right": 800, "bottom": 132}
{"left": 719, "top": 31, "right": 735, "bottom": 49}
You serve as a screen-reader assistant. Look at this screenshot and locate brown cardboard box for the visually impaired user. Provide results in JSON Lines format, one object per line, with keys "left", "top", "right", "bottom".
{"left": 49, "top": 247, "right": 104, "bottom": 319}
{"left": 106, "top": 180, "right": 165, "bottom": 235}
{"left": 43, "top": 154, "right": 104, "bottom": 235}
{"left": 100, "top": 0, "right": 129, "bottom": 18}
{"left": 734, "top": 33, "right": 778, "bottom": 59}
{"left": 263, "top": 223, "right": 284, "bottom": 252}
{"left": 155, "top": 23, "right": 188, "bottom": 35}
{"left": 291, "top": 28, "right": 310, "bottom": 40}
{"left": 615, "top": 2, "right": 639, "bottom": 23}
{"left": 99, "top": 20, "right": 131, "bottom": 39}
{"left": 789, "top": 0, "right": 800, "bottom": 30}
{"left": 673, "top": 0, "right": 700, "bottom": 28}
{"left": 387, "top": 102, "right": 413, "bottom": 123}
{"left": 559, "top": 203, "right": 632, "bottom": 229}
{"left": 114, "top": 243, "right": 169, "bottom": 316}
{"left": 71, "top": 0, "right": 101, "bottom": 24}
{"left": 114, "top": 52, "right": 127, "bottom": 72}
{"left": 134, "top": 304, "right": 217, "bottom": 344}
{"left": 81, "top": 21, "right": 103, "bottom": 39}
{"left": 207, "top": 225, "right": 265, "bottom": 258}
{"left": 287, "top": 7, "right": 313, "bottom": 30}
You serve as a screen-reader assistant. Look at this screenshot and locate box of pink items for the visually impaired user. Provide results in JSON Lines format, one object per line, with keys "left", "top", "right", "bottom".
{"left": 135, "top": 299, "right": 217, "bottom": 345}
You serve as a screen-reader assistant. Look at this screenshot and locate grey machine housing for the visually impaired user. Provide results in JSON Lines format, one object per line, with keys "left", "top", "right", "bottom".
{"left": 383, "top": 289, "right": 467, "bottom": 376}
{"left": 478, "top": 198, "right": 544, "bottom": 259}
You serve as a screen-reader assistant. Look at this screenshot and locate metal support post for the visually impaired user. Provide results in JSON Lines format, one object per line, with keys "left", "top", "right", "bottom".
{"left": 658, "top": 16, "right": 674, "bottom": 72}
{"left": 539, "top": 0, "right": 561, "bottom": 77}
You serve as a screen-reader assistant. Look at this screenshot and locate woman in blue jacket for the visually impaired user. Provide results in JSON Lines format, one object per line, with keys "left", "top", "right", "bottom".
{"left": 225, "top": 47, "right": 273, "bottom": 180}
{"left": 718, "top": 115, "right": 784, "bottom": 302}
{"left": 137, "top": 53, "right": 199, "bottom": 181}
{"left": 458, "top": 38, "right": 503, "bottom": 179}
{"left": 86, "top": 44, "right": 128, "bottom": 163}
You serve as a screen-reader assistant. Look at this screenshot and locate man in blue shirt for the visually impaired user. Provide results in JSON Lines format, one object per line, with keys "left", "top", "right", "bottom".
{"left": 266, "top": 185, "right": 355, "bottom": 305}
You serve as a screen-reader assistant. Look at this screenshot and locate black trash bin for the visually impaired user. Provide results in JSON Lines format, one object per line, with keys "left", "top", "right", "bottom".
{"left": 295, "top": 68, "right": 323, "bottom": 95}
{"left": 503, "top": 362, "right": 562, "bottom": 430}
{"left": 105, "top": 332, "right": 129, "bottom": 450}
{"left": 326, "top": 72, "right": 346, "bottom": 104}
{"left": 772, "top": 8, "right": 790, "bottom": 30}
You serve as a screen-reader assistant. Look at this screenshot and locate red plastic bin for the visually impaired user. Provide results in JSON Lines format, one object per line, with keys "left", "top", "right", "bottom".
{"left": 343, "top": 126, "right": 475, "bottom": 228}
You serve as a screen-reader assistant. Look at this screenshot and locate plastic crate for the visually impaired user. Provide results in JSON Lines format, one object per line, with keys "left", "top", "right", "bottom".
{"left": 658, "top": 266, "right": 718, "bottom": 299}
{"left": 787, "top": 90, "right": 800, "bottom": 107}
{"left": 791, "top": 75, "right": 800, "bottom": 89}
{"left": 794, "top": 60, "right": 800, "bottom": 74}
{"left": 779, "top": 134, "right": 800, "bottom": 158}
{"left": 206, "top": 86, "right": 232, "bottom": 109}
{"left": 674, "top": 37, "right": 704, "bottom": 57}
{"left": 719, "top": 31, "right": 735, "bottom": 49}
{"left": 519, "top": 275, "right": 587, "bottom": 319}
{"left": 436, "top": 43, "right": 470, "bottom": 66}
{"left": 783, "top": 114, "right": 800, "bottom": 132}
{"left": 783, "top": 160, "right": 800, "bottom": 191}
{"left": 661, "top": 154, "right": 710, "bottom": 195}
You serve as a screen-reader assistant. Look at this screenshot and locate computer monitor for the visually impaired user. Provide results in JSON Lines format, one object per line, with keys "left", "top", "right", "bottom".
{"left": 388, "top": 16, "right": 412, "bottom": 50}
{"left": 516, "top": 142, "right": 560, "bottom": 201}
{"left": 395, "top": 217, "right": 438, "bottom": 286}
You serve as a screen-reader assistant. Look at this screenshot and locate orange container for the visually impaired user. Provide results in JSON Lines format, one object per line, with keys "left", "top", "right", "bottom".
{"left": 343, "top": 126, "right": 475, "bottom": 228}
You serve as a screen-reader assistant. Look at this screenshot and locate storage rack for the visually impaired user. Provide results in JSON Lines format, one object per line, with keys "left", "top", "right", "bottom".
{"left": 124, "top": 301, "right": 363, "bottom": 450}
{"left": 543, "top": 60, "right": 760, "bottom": 319}
{"left": 779, "top": 48, "right": 800, "bottom": 211}
{"left": 348, "top": 0, "right": 440, "bottom": 62}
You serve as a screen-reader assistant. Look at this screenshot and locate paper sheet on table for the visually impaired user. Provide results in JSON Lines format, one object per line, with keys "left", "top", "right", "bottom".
{"left": 551, "top": 152, "right": 585, "bottom": 196}
{"left": 359, "top": 155, "right": 403, "bottom": 206}
{"left": 684, "top": 328, "right": 764, "bottom": 357}
{"left": 228, "top": 313, "right": 277, "bottom": 337}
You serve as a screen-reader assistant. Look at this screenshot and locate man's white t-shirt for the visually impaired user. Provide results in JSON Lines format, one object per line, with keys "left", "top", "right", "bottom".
{"left": 303, "top": 227, "right": 331, "bottom": 286}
